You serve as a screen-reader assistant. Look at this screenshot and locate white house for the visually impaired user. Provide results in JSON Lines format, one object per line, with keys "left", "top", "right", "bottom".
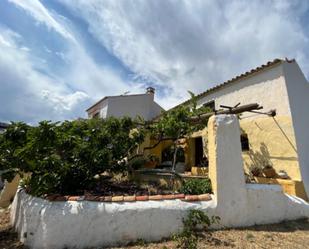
{"left": 86, "top": 87, "right": 164, "bottom": 121}
{"left": 172, "top": 58, "right": 309, "bottom": 199}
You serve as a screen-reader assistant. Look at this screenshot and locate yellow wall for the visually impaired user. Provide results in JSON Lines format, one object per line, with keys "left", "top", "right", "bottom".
{"left": 0, "top": 174, "right": 20, "bottom": 208}
{"left": 185, "top": 116, "right": 301, "bottom": 181}
{"left": 146, "top": 137, "right": 173, "bottom": 162}
{"left": 254, "top": 177, "right": 307, "bottom": 201}
{"left": 240, "top": 116, "right": 301, "bottom": 181}
{"left": 141, "top": 116, "right": 301, "bottom": 182}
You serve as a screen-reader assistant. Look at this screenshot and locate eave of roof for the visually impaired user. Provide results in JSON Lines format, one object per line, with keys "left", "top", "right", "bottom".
{"left": 170, "top": 58, "right": 295, "bottom": 110}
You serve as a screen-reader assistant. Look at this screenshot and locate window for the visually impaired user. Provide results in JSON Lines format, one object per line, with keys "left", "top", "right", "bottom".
{"left": 240, "top": 133, "right": 249, "bottom": 151}
{"left": 203, "top": 100, "right": 215, "bottom": 112}
{"left": 195, "top": 137, "right": 208, "bottom": 167}
{"left": 93, "top": 112, "right": 100, "bottom": 118}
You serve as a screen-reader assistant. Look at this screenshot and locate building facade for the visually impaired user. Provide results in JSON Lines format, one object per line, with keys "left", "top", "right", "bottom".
{"left": 147, "top": 59, "right": 309, "bottom": 199}
{"left": 86, "top": 87, "right": 164, "bottom": 121}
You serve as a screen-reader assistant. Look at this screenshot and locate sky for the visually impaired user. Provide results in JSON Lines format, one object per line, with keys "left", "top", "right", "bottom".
{"left": 0, "top": 0, "right": 309, "bottom": 124}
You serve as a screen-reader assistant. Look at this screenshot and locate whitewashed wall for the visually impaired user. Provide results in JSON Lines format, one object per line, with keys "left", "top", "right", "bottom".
{"left": 283, "top": 61, "right": 309, "bottom": 199}
{"left": 106, "top": 94, "right": 154, "bottom": 120}
{"left": 196, "top": 64, "right": 291, "bottom": 118}
{"left": 11, "top": 115, "right": 309, "bottom": 249}
{"left": 87, "top": 100, "right": 108, "bottom": 118}
{"left": 88, "top": 93, "right": 163, "bottom": 121}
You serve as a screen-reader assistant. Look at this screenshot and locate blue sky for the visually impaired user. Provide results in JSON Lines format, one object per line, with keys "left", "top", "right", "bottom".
{"left": 0, "top": 0, "right": 309, "bottom": 123}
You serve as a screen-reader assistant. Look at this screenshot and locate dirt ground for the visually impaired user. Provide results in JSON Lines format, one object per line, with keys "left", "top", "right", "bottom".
{"left": 0, "top": 208, "right": 24, "bottom": 249}
{"left": 1, "top": 207, "right": 308, "bottom": 249}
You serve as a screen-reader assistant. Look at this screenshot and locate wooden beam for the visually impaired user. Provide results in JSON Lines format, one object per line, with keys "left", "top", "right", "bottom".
{"left": 189, "top": 103, "right": 262, "bottom": 123}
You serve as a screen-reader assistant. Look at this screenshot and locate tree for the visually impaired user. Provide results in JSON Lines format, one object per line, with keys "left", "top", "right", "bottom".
{"left": 0, "top": 117, "right": 145, "bottom": 196}
{"left": 0, "top": 92, "right": 213, "bottom": 196}
{"left": 148, "top": 92, "right": 211, "bottom": 171}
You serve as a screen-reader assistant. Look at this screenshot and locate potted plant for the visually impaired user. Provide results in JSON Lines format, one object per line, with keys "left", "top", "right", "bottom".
{"left": 250, "top": 166, "right": 262, "bottom": 177}
{"left": 262, "top": 165, "right": 276, "bottom": 178}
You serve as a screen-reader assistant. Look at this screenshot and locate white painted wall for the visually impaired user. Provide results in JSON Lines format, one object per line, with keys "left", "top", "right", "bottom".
{"left": 11, "top": 190, "right": 214, "bottom": 249}
{"left": 88, "top": 93, "right": 163, "bottom": 121}
{"left": 282, "top": 61, "right": 309, "bottom": 199}
{"left": 87, "top": 100, "right": 108, "bottom": 118}
{"left": 208, "top": 115, "right": 248, "bottom": 226}
{"left": 11, "top": 115, "right": 309, "bottom": 249}
{"left": 100, "top": 105, "right": 108, "bottom": 118}
{"left": 106, "top": 94, "right": 153, "bottom": 120}
{"left": 151, "top": 101, "right": 164, "bottom": 119}
{"left": 208, "top": 115, "right": 309, "bottom": 227}
{"left": 196, "top": 64, "right": 291, "bottom": 118}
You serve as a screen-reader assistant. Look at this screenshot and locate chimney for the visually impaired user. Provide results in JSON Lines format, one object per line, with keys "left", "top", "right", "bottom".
{"left": 146, "top": 87, "right": 155, "bottom": 95}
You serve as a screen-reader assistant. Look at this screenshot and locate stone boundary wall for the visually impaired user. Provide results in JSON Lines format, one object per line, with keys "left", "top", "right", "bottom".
{"left": 12, "top": 189, "right": 215, "bottom": 248}
{"left": 11, "top": 115, "right": 309, "bottom": 249}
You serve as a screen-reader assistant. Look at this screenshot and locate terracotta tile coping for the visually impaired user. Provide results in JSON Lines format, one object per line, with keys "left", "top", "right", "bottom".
{"left": 46, "top": 193, "right": 212, "bottom": 203}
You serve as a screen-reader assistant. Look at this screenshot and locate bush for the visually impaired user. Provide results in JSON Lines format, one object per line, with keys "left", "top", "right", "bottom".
{"left": 180, "top": 178, "right": 212, "bottom": 195}
{"left": 173, "top": 209, "right": 220, "bottom": 249}
{"left": 0, "top": 118, "right": 144, "bottom": 196}
{"left": 128, "top": 156, "right": 147, "bottom": 170}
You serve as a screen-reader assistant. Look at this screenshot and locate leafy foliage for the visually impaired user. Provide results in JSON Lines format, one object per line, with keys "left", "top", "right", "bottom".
{"left": 180, "top": 178, "right": 212, "bottom": 195}
{"left": 149, "top": 92, "right": 212, "bottom": 171}
{"left": 161, "top": 145, "right": 185, "bottom": 163}
{"left": 173, "top": 209, "right": 220, "bottom": 249}
{"left": 150, "top": 102, "right": 211, "bottom": 141}
{"left": 0, "top": 92, "right": 213, "bottom": 197}
{"left": 0, "top": 118, "right": 144, "bottom": 196}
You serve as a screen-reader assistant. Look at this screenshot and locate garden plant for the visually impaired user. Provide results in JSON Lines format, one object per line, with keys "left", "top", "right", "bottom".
{"left": 0, "top": 118, "right": 145, "bottom": 196}
{"left": 0, "top": 93, "right": 212, "bottom": 197}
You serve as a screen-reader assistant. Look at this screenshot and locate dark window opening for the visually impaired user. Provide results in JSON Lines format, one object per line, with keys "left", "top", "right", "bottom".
{"left": 203, "top": 100, "right": 215, "bottom": 112}
{"left": 195, "top": 137, "right": 208, "bottom": 167}
{"left": 241, "top": 134, "right": 249, "bottom": 151}
{"left": 93, "top": 112, "right": 100, "bottom": 118}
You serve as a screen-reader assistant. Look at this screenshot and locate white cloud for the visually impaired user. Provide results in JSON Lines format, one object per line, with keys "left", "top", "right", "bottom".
{"left": 59, "top": 0, "right": 309, "bottom": 109}
{"left": 1, "top": 1, "right": 147, "bottom": 122}
{"left": 2, "top": 0, "right": 309, "bottom": 123}
{"left": 0, "top": 35, "right": 12, "bottom": 47}
{"left": 64, "top": 44, "right": 145, "bottom": 100}
{"left": 8, "top": 0, "right": 76, "bottom": 42}
{"left": 20, "top": 46, "right": 30, "bottom": 52}
{"left": 0, "top": 28, "right": 21, "bottom": 48}
{"left": 0, "top": 26, "right": 89, "bottom": 123}
{"left": 42, "top": 90, "right": 89, "bottom": 112}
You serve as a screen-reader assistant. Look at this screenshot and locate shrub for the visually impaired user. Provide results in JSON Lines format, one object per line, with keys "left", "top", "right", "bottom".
{"left": 180, "top": 178, "right": 212, "bottom": 195}
{"left": 0, "top": 118, "right": 145, "bottom": 196}
{"left": 173, "top": 209, "right": 220, "bottom": 249}
{"left": 129, "top": 156, "right": 147, "bottom": 170}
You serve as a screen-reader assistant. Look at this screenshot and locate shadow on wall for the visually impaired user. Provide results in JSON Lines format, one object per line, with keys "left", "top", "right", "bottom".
{"left": 247, "top": 142, "right": 298, "bottom": 170}
{"left": 272, "top": 117, "right": 297, "bottom": 153}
